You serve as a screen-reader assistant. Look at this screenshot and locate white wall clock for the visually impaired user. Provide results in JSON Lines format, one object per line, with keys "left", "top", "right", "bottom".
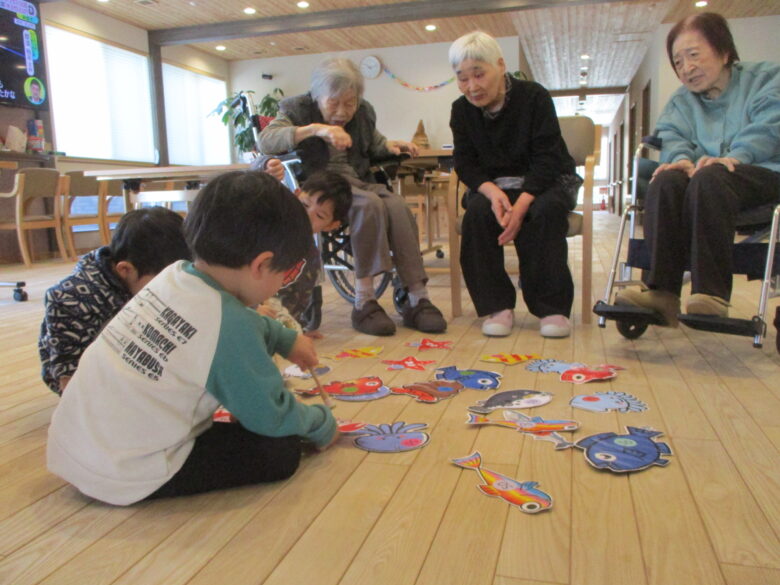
{"left": 359, "top": 55, "right": 382, "bottom": 80}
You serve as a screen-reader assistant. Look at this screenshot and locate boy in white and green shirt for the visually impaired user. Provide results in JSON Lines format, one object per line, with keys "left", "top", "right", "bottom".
{"left": 47, "top": 170, "right": 338, "bottom": 505}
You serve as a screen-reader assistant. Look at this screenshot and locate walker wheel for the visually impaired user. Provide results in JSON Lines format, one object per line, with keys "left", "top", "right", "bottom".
{"left": 13, "top": 289, "right": 28, "bottom": 302}
{"left": 616, "top": 320, "right": 648, "bottom": 340}
{"left": 435, "top": 249, "right": 445, "bottom": 259}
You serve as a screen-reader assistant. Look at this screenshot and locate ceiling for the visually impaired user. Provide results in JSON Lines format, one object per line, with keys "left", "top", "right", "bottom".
{"left": 63, "top": 0, "right": 780, "bottom": 124}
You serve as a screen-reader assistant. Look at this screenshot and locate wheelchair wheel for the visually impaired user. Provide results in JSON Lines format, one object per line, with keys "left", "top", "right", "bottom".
{"left": 616, "top": 320, "right": 648, "bottom": 340}
{"left": 320, "top": 227, "right": 392, "bottom": 304}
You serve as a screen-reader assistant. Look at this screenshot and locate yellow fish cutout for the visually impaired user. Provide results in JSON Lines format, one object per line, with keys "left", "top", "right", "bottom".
{"left": 480, "top": 353, "right": 541, "bottom": 365}
{"left": 333, "top": 346, "right": 384, "bottom": 359}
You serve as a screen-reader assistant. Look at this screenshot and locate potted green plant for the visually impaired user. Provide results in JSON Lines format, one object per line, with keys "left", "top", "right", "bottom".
{"left": 258, "top": 87, "right": 284, "bottom": 117}
{"left": 211, "top": 88, "right": 285, "bottom": 157}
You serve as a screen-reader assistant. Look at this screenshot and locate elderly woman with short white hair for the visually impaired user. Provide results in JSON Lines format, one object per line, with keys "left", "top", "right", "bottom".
{"left": 449, "top": 31, "right": 580, "bottom": 338}
{"left": 259, "top": 57, "right": 446, "bottom": 336}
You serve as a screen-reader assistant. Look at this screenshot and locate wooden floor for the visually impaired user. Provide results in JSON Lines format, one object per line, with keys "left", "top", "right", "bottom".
{"left": 1, "top": 211, "right": 780, "bottom": 585}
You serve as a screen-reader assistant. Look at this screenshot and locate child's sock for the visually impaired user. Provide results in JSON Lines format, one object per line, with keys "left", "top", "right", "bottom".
{"left": 354, "top": 277, "right": 376, "bottom": 310}
{"left": 407, "top": 281, "right": 429, "bottom": 308}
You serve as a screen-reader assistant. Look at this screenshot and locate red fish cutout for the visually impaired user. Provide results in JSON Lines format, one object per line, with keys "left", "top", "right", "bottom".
{"left": 390, "top": 380, "right": 465, "bottom": 403}
{"left": 560, "top": 364, "right": 624, "bottom": 384}
{"left": 296, "top": 376, "right": 391, "bottom": 401}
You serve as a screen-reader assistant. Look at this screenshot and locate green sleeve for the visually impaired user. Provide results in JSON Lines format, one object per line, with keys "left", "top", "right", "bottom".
{"left": 205, "top": 300, "right": 336, "bottom": 447}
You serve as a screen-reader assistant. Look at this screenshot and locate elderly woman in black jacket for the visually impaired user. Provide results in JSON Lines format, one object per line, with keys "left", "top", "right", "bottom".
{"left": 449, "top": 31, "right": 581, "bottom": 338}
{"left": 259, "top": 58, "right": 446, "bottom": 336}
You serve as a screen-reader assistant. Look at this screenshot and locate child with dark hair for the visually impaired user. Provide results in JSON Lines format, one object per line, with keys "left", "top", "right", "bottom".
{"left": 260, "top": 170, "right": 352, "bottom": 335}
{"left": 39, "top": 206, "right": 190, "bottom": 394}
{"left": 47, "top": 170, "right": 338, "bottom": 505}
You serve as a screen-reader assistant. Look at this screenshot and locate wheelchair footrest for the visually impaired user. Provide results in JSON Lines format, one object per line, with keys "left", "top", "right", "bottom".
{"left": 678, "top": 314, "right": 764, "bottom": 337}
{"left": 593, "top": 301, "right": 667, "bottom": 326}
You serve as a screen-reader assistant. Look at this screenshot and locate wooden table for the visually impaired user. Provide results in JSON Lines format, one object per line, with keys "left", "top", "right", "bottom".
{"left": 85, "top": 164, "right": 249, "bottom": 205}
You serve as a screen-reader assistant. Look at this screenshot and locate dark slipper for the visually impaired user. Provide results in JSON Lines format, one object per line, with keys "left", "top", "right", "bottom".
{"left": 401, "top": 298, "right": 447, "bottom": 333}
{"left": 351, "top": 300, "right": 396, "bottom": 336}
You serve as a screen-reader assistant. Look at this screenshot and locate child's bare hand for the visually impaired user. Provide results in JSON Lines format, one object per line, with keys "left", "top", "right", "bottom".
{"left": 316, "top": 430, "right": 341, "bottom": 452}
{"left": 256, "top": 304, "right": 277, "bottom": 319}
{"left": 288, "top": 334, "right": 318, "bottom": 369}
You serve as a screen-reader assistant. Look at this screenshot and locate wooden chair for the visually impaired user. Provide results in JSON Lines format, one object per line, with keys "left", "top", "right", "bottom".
{"left": 0, "top": 167, "right": 68, "bottom": 267}
{"left": 0, "top": 161, "right": 29, "bottom": 300}
{"left": 558, "top": 116, "right": 601, "bottom": 324}
{"left": 98, "top": 178, "right": 127, "bottom": 244}
{"left": 61, "top": 171, "right": 103, "bottom": 260}
{"left": 444, "top": 116, "right": 601, "bottom": 323}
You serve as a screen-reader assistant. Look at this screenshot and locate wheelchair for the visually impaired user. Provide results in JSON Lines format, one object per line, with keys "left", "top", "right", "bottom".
{"left": 593, "top": 135, "right": 780, "bottom": 348}
{"left": 234, "top": 90, "right": 412, "bottom": 328}
{"left": 273, "top": 138, "right": 409, "bottom": 330}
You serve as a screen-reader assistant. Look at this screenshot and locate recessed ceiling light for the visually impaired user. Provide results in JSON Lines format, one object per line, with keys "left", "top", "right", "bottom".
{"left": 695, "top": 1, "right": 708, "bottom": 7}
{"left": 580, "top": 54, "right": 590, "bottom": 60}
{"left": 297, "top": 1, "right": 309, "bottom": 8}
{"left": 189, "top": 1, "right": 196, "bottom": 5}
{"left": 97, "top": 0, "right": 109, "bottom": 3}
{"left": 244, "top": 7, "right": 256, "bottom": 14}
{"left": 270, "top": 41, "right": 277, "bottom": 46}
{"left": 215, "top": 45, "right": 226, "bottom": 51}
{"left": 425, "top": 24, "right": 437, "bottom": 31}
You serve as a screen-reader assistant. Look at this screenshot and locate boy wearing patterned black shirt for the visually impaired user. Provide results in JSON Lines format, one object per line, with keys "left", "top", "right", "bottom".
{"left": 38, "top": 207, "right": 190, "bottom": 394}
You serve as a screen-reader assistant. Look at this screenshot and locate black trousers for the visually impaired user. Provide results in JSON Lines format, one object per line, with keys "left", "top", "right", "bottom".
{"left": 460, "top": 186, "right": 574, "bottom": 318}
{"left": 643, "top": 164, "right": 780, "bottom": 301}
{"left": 146, "top": 422, "right": 302, "bottom": 500}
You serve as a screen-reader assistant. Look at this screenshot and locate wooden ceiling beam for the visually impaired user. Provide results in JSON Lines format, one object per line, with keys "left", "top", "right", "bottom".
{"left": 149, "top": 0, "right": 628, "bottom": 46}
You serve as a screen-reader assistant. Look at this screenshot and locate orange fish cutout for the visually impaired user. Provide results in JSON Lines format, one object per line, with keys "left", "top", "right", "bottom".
{"left": 332, "top": 346, "right": 384, "bottom": 359}
{"left": 480, "top": 352, "right": 541, "bottom": 365}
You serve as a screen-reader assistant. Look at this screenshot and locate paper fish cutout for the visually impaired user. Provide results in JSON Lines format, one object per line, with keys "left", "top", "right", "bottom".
{"left": 452, "top": 451, "right": 553, "bottom": 514}
{"left": 282, "top": 364, "right": 332, "bottom": 379}
{"left": 570, "top": 391, "right": 648, "bottom": 413}
{"left": 560, "top": 364, "right": 624, "bottom": 384}
{"left": 468, "top": 389, "right": 553, "bottom": 414}
{"left": 466, "top": 411, "right": 577, "bottom": 450}
{"left": 337, "top": 421, "right": 368, "bottom": 434}
{"left": 526, "top": 359, "right": 586, "bottom": 374}
{"left": 296, "top": 376, "right": 391, "bottom": 401}
{"left": 434, "top": 366, "right": 502, "bottom": 390}
{"left": 333, "top": 346, "right": 384, "bottom": 359}
{"left": 350, "top": 422, "right": 430, "bottom": 453}
{"left": 381, "top": 356, "right": 436, "bottom": 371}
{"left": 390, "top": 380, "right": 465, "bottom": 403}
{"left": 212, "top": 406, "right": 236, "bottom": 423}
{"left": 406, "top": 338, "right": 453, "bottom": 351}
{"left": 575, "top": 426, "right": 672, "bottom": 473}
{"left": 480, "top": 352, "right": 541, "bottom": 365}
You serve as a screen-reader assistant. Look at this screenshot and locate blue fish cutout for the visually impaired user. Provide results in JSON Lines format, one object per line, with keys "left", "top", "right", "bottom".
{"left": 570, "top": 391, "right": 647, "bottom": 413}
{"left": 575, "top": 426, "right": 672, "bottom": 473}
{"left": 435, "top": 366, "right": 502, "bottom": 390}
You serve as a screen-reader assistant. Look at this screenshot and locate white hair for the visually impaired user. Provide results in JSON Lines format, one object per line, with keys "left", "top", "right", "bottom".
{"left": 448, "top": 31, "right": 504, "bottom": 70}
{"left": 310, "top": 58, "right": 364, "bottom": 100}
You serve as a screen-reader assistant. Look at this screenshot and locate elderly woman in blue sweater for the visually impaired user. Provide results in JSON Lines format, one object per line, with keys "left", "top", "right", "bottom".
{"left": 616, "top": 12, "right": 780, "bottom": 325}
